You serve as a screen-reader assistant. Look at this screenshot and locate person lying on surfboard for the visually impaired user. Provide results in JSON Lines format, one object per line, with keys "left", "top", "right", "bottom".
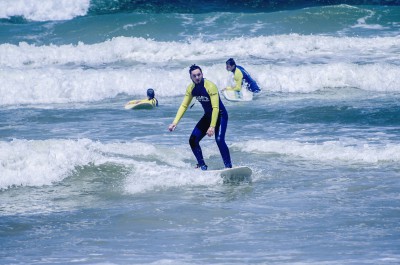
{"left": 124, "top": 88, "right": 158, "bottom": 109}
{"left": 222, "top": 58, "right": 260, "bottom": 98}
{"left": 168, "top": 64, "right": 232, "bottom": 171}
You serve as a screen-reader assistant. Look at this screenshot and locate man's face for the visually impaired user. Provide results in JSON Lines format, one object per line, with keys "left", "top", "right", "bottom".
{"left": 226, "top": 64, "right": 235, "bottom": 72}
{"left": 190, "top": 69, "right": 203, "bottom": 84}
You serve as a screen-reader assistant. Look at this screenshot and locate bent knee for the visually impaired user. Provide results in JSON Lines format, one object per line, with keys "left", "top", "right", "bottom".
{"left": 215, "top": 136, "right": 225, "bottom": 145}
{"left": 189, "top": 135, "right": 198, "bottom": 147}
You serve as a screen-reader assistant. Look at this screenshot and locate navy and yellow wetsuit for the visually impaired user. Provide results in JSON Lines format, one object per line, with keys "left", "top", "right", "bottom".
{"left": 172, "top": 79, "right": 232, "bottom": 168}
{"left": 149, "top": 98, "right": 159, "bottom": 107}
{"left": 227, "top": 65, "right": 260, "bottom": 93}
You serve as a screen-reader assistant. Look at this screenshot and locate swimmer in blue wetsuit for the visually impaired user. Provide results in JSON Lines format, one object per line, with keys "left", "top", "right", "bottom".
{"left": 168, "top": 64, "right": 232, "bottom": 170}
{"left": 223, "top": 58, "right": 261, "bottom": 95}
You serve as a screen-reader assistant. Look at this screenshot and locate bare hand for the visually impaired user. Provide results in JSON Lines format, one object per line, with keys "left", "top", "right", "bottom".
{"left": 206, "top": 127, "right": 215, "bottom": 137}
{"left": 168, "top": 124, "right": 177, "bottom": 132}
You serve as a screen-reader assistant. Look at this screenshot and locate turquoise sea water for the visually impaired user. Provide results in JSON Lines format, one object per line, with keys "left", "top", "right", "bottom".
{"left": 1, "top": 0, "right": 400, "bottom": 264}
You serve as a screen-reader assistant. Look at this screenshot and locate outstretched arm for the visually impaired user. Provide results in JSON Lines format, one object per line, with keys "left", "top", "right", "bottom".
{"left": 168, "top": 86, "right": 193, "bottom": 131}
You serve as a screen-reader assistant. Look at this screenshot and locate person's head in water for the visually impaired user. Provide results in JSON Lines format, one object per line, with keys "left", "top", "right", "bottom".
{"left": 226, "top": 58, "right": 236, "bottom": 72}
{"left": 147, "top": 88, "right": 155, "bottom": 99}
{"left": 189, "top": 64, "right": 203, "bottom": 85}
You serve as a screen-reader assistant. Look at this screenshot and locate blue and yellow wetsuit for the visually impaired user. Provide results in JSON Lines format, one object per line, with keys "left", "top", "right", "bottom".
{"left": 148, "top": 98, "right": 159, "bottom": 107}
{"left": 172, "top": 79, "right": 232, "bottom": 168}
{"left": 227, "top": 65, "right": 260, "bottom": 93}
{"left": 140, "top": 98, "right": 158, "bottom": 107}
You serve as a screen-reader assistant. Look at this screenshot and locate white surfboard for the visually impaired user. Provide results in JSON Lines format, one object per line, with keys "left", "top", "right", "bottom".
{"left": 210, "top": 166, "right": 252, "bottom": 183}
{"left": 222, "top": 89, "right": 253, "bottom": 102}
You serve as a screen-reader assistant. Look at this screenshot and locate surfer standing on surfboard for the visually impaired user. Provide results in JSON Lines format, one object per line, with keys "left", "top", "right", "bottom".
{"left": 223, "top": 58, "right": 261, "bottom": 97}
{"left": 168, "top": 64, "right": 232, "bottom": 171}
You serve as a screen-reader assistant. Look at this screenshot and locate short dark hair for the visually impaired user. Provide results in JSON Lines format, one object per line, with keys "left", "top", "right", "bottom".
{"left": 226, "top": 58, "right": 236, "bottom": 66}
{"left": 147, "top": 88, "right": 155, "bottom": 99}
{"left": 189, "top": 64, "right": 202, "bottom": 74}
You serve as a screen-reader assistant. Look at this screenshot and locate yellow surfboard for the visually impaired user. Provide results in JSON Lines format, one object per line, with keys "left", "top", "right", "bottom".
{"left": 124, "top": 99, "right": 156, "bottom": 110}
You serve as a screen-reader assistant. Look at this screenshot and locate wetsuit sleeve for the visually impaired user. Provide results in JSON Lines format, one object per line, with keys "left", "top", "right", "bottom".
{"left": 205, "top": 81, "right": 220, "bottom": 128}
{"left": 226, "top": 68, "right": 243, "bottom": 91}
{"left": 172, "top": 85, "right": 194, "bottom": 125}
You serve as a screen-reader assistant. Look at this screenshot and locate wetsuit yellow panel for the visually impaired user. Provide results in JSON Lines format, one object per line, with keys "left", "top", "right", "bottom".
{"left": 126, "top": 98, "right": 158, "bottom": 106}
{"left": 141, "top": 98, "right": 158, "bottom": 106}
{"left": 226, "top": 68, "right": 243, "bottom": 91}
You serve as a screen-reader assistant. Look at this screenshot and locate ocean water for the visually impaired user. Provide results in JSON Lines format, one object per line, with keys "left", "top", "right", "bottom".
{"left": 1, "top": 0, "right": 400, "bottom": 264}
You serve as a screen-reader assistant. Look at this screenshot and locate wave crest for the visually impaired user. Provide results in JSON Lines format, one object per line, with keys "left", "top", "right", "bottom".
{"left": 0, "top": 0, "right": 90, "bottom": 21}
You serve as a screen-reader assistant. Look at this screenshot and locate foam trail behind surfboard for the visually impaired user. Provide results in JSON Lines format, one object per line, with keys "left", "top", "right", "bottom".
{"left": 209, "top": 166, "right": 252, "bottom": 183}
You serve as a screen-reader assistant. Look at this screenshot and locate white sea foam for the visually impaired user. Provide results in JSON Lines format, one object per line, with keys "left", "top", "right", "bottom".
{"left": 0, "top": 139, "right": 190, "bottom": 190}
{"left": 0, "top": 67, "right": 187, "bottom": 105}
{"left": 1, "top": 62, "right": 399, "bottom": 105}
{"left": 232, "top": 139, "right": 400, "bottom": 164}
{"left": 1, "top": 35, "right": 399, "bottom": 105}
{"left": 0, "top": 139, "right": 97, "bottom": 189}
{"left": 1, "top": 35, "right": 399, "bottom": 68}
{"left": 124, "top": 162, "right": 221, "bottom": 194}
{"left": 0, "top": 0, "right": 90, "bottom": 21}
{"left": 351, "top": 9, "right": 389, "bottom": 30}
{"left": 255, "top": 63, "right": 400, "bottom": 93}
{"left": 1, "top": 137, "right": 398, "bottom": 190}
